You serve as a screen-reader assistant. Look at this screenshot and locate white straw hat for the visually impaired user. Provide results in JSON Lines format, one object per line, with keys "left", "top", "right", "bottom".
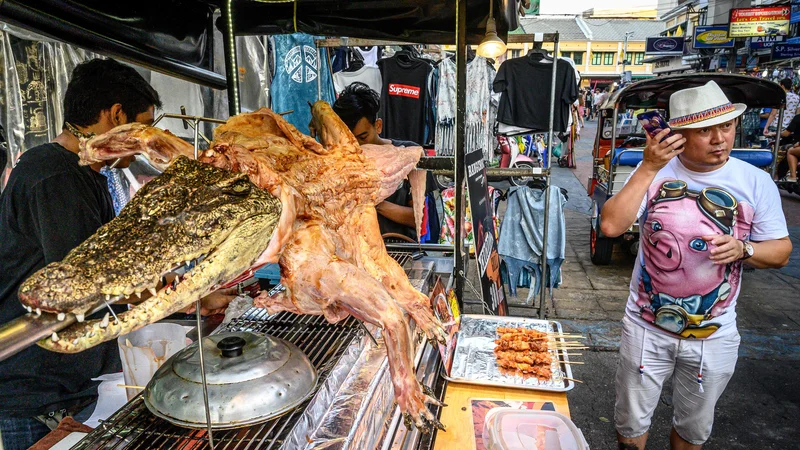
{"left": 668, "top": 80, "right": 746, "bottom": 129}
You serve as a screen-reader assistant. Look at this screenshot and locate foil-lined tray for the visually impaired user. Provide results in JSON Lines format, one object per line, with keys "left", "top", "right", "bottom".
{"left": 445, "top": 315, "right": 575, "bottom": 392}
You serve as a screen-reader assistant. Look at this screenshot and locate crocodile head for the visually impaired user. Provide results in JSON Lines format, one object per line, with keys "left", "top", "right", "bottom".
{"left": 19, "top": 156, "right": 281, "bottom": 352}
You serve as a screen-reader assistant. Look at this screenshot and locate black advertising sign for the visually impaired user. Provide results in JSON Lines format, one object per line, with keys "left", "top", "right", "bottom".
{"left": 464, "top": 145, "right": 508, "bottom": 315}
{"left": 645, "top": 36, "right": 685, "bottom": 55}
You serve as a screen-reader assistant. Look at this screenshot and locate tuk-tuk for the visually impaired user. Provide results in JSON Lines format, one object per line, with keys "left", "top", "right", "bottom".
{"left": 587, "top": 73, "right": 786, "bottom": 265}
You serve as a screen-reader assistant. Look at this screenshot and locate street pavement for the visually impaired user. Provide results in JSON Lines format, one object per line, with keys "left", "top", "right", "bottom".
{"left": 464, "top": 120, "right": 800, "bottom": 449}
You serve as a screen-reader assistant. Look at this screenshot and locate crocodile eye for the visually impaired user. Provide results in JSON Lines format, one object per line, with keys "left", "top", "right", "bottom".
{"left": 651, "top": 221, "right": 662, "bottom": 232}
{"left": 689, "top": 238, "right": 708, "bottom": 251}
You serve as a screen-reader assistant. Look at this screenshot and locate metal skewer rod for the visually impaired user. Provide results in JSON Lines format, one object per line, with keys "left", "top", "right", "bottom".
{"left": 195, "top": 302, "right": 214, "bottom": 449}
{"left": 191, "top": 124, "right": 214, "bottom": 449}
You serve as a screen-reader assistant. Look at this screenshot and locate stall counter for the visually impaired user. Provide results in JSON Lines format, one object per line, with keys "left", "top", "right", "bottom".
{"left": 434, "top": 383, "right": 570, "bottom": 450}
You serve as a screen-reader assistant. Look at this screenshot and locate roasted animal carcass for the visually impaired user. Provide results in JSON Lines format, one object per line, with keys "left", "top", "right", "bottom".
{"left": 19, "top": 102, "right": 446, "bottom": 429}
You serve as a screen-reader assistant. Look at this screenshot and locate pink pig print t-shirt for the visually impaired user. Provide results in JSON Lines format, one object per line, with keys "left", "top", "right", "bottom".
{"left": 625, "top": 156, "right": 788, "bottom": 339}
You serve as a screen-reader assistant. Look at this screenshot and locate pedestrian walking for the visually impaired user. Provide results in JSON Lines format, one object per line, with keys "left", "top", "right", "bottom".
{"left": 600, "top": 81, "right": 792, "bottom": 450}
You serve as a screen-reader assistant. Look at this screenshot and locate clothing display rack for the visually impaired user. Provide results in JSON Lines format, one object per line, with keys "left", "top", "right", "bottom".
{"left": 502, "top": 32, "right": 560, "bottom": 318}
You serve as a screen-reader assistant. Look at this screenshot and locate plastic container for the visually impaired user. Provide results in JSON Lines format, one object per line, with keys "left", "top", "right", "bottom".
{"left": 483, "top": 408, "right": 589, "bottom": 450}
{"left": 118, "top": 323, "right": 187, "bottom": 400}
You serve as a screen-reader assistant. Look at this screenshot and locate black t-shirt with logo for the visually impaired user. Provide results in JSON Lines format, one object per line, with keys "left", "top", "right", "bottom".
{"left": 0, "top": 143, "right": 121, "bottom": 417}
{"left": 493, "top": 57, "right": 579, "bottom": 132}
{"left": 378, "top": 57, "right": 434, "bottom": 144}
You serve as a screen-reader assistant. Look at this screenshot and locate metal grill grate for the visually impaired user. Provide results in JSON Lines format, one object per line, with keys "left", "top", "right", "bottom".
{"left": 74, "top": 311, "right": 362, "bottom": 450}
{"left": 387, "top": 251, "right": 412, "bottom": 268}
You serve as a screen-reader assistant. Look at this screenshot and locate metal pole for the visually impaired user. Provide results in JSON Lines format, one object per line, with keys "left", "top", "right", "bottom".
{"left": 222, "top": 0, "right": 241, "bottom": 116}
{"left": 621, "top": 36, "right": 627, "bottom": 77}
{"left": 317, "top": 47, "right": 322, "bottom": 101}
{"left": 608, "top": 104, "right": 619, "bottom": 197}
{"left": 196, "top": 305, "right": 214, "bottom": 449}
{"left": 193, "top": 118, "right": 200, "bottom": 160}
{"left": 191, "top": 128, "right": 214, "bottom": 448}
{"left": 538, "top": 34, "right": 559, "bottom": 319}
{"left": 453, "top": 0, "right": 467, "bottom": 307}
{"left": 772, "top": 107, "right": 785, "bottom": 180}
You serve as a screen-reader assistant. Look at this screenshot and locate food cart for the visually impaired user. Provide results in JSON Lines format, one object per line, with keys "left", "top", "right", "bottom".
{"left": 0, "top": 1, "right": 584, "bottom": 449}
{"left": 587, "top": 73, "right": 786, "bottom": 265}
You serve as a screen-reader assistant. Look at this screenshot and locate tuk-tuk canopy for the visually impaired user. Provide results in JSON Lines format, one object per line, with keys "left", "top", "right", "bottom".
{"left": 599, "top": 73, "right": 786, "bottom": 113}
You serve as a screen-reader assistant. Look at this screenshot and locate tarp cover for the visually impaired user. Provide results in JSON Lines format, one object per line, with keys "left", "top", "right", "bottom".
{"left": 0, "top": 0, "right": 518, "bottom": 88}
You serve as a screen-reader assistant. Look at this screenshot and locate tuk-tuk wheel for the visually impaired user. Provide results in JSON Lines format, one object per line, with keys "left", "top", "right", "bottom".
{"left": 590, "top": 212, "right": 614, "bottom": 265}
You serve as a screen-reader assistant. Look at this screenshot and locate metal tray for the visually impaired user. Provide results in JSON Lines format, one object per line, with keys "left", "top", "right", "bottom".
{"left": 443, "top": 314, "right": 575, "bottom": 392}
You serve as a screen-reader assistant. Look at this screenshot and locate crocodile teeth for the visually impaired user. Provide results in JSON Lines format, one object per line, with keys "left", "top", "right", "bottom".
{"left": 25, "top": 305, "right": 32, "bottom": 313}
{"left": 35, "top": 308, "right": 41, "bottom": 317}
{"left": 51, "top": 332, "right": 59, "bottom": 342}
{"left": 99, "top": 313, "right": 110, "bottom": 329}
{"left": 57, "top": 312, "right": 66, "bottom": 321}
{"left": 134, "top": 291, "right": 141, "bottom": 299}
{"left": 148, "top": 287, "right": 157, "bottom": 297}
{"left": 75, "top": 313, "right": 85, "bottom": 323}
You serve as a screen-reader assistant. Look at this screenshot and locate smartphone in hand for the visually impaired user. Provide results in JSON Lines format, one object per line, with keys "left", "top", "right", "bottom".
{"left": 637, "top": 111, "right": 674, "bottom": 142}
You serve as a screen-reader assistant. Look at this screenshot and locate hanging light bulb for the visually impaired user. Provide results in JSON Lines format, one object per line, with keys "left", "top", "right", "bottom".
{"left": 477, "top": 1, "right": 507, "bottom": 59}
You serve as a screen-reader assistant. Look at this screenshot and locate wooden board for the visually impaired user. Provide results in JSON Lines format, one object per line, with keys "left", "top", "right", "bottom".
{"left": 433, "top": 383, "right": 570, "bottom": 450}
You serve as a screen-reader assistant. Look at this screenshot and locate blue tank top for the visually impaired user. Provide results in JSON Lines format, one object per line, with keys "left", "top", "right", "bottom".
{"left": 270, "top": 33, "right": 336, "bottom": 135}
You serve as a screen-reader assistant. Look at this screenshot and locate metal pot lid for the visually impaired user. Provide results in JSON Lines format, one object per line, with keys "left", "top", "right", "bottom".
{"left": 144, "top": 331, "right": 317, "bottom": 430}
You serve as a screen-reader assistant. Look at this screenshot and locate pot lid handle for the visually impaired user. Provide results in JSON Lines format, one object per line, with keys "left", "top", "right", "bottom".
{"left": 217, "top": 336, "right": 246, "bottom": 358}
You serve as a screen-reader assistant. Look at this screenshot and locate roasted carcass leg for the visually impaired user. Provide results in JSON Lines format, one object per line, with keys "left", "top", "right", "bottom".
{"left": 255, "top": 224, "right": 445, "bottom": 429}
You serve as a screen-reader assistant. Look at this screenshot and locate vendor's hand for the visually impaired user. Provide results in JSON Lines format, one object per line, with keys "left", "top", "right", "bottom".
{"left": 642, "top": 128, "right": 685, "bottom": 173}
{"left": 183, "top": 287, "right": 238, "bottom": 316}
{"left": 703, "top": 234, "right": 744, "bottom": 265}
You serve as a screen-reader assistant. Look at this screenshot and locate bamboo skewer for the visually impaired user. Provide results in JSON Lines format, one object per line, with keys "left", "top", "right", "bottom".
{"left": 117, "top": 384, "right": 145, "bottom": 390}
{"left": 564, "top": 377, "right": 584, "bottom": 384}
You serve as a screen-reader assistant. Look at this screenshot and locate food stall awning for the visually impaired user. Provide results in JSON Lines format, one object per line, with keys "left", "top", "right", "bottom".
{"left": 0, "top": 0, "right": 519, "bottom": 90}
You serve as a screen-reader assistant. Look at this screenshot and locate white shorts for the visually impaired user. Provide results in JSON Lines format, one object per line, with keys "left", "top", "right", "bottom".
{"left": 614, "top": 316, "right": 740, "bottom": 445}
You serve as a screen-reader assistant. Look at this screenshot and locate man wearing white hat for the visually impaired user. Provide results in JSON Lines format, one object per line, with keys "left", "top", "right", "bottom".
{"left": 601, "top": 80, "right": 792, "bottom": 449}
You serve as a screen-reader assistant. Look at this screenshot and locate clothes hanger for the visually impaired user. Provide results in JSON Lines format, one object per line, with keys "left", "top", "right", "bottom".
{"left": 345, "top": 50, "right": 365, "bottom": 72}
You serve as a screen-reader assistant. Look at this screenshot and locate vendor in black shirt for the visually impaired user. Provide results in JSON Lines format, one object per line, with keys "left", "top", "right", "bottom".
{"left": 331, "top": 82, "right": 425, "bottom": 239}
{"left": 0, "top": 59, "right": 232, "bottom": 449}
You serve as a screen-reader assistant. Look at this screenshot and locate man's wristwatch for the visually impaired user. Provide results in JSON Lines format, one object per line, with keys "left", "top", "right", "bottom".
{"left": 739, "top": 240, "right": 754, "bottom": 261}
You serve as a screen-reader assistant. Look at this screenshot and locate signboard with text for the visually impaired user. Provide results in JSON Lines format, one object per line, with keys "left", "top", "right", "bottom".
{"left": 750, "top": 35, "right": 787, "bottom": 48}
{"left": 645, "top": 36, "right": 685, "bottom": 55}
{"left": 464, "top": 145, "right": 507, "bottom": 316}
{"left": 792, "top": 0, "right": 800, "bottom": 24}
{"left": 694, "top": 25, "right": 735, "bottom": 48}
{"left": 729, "top": 7, "right": 791, "bottom": 37}
{"left": 773, "top": 44, "right": 800, "bottom": 60}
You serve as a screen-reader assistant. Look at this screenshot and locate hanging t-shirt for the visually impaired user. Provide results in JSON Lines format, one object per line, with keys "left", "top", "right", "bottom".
{"left": 333, "top": 66, "right": 383, "bottom": 96}
{"left": 270, "top": 33, "right": 336, "bottom": 135}
{"left": 149, "top": 72, "right": 205, "bottom": 138}
{"left": 625, "top": 157, "right": 788, "bottom": 340}
{"left": 355, "top": 46, "right": 381, "bottom": 67}
{"left": 378, "top": 56, "right": 434, "bottom": 144}
{"left": 494, "top": 56, "right": 578, "bottom": 132}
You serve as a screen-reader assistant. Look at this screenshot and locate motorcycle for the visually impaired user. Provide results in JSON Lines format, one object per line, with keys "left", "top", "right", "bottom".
{"left": 497, "top": 135, "right": 540, "bottom": 187}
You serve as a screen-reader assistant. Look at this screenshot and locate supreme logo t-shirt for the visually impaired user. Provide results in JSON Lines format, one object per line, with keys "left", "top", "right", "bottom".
{"left": 378, "top": 56, "right": 434, "bottom": 144}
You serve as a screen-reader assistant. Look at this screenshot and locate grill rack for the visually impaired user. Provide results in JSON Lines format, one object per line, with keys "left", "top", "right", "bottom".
{"left": 73, "top": 310, "right": 362, "bottom": 450}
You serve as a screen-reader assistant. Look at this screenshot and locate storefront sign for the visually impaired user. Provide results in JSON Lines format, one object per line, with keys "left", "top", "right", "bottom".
{"left": 792, "top": 0, "right": 800, "bottom": 24}
{"left": 749, "top": 35, "right": 786, "bottom": 48}
{"left": 773, "top": 43, "right": 800, "bottom": 59}
{"left": 464, "top": 145, "right": 507, "bottom": 316}
{"left": 694, "top": 25, "right": 735, "bottom": 48}
{"left": 729, "top": 7, "right": 790, "bottom": 38}
{"left": 645, "top": 37, "right": 685, "bottom": 55}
